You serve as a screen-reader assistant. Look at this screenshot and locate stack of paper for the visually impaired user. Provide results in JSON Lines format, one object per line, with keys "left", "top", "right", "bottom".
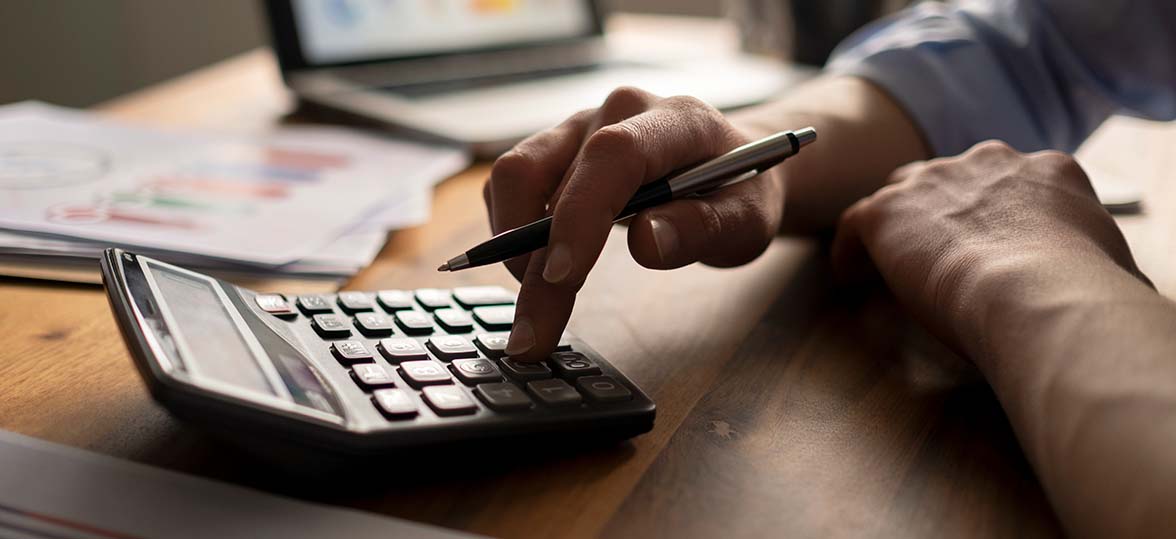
{"left": 0, "top": 102, "right": 469, "bottom": 282}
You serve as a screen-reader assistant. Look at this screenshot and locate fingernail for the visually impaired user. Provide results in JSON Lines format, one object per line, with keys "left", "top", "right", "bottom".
{"left": 505, "top": 318, "right": 535, "bottom": 356}
{"left": 543, "top": 243, "right": 572, "bottom": 284}
{"left": 649, "top": 216, "right": 679, "bottom": 262}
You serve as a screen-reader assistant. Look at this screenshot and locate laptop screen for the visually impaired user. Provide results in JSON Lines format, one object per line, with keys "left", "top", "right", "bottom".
{"left": 290, "top": 0, "right": 598, "bottom": 65}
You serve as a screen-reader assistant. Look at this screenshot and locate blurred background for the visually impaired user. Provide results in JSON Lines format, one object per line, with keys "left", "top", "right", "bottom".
{"left": 0, "top": 0, "right": 912, "bottom": 108}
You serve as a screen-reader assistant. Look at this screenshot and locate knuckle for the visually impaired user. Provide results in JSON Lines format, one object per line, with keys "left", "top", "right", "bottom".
{"left": 970, "top": 139, "right": 1016, "bottom": 156}
{"left": 490, "top": 149, "right": 540, "bottom": 186}
{"left": 583, "top": 124, "right": 639, "bottom": 157}
{"left": 601, "top": 86, "right": 652, "bottom": 116}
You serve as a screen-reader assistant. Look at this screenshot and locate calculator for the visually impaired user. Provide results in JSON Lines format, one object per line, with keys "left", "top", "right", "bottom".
{"left": 99, "top": 249, "right": 655, "bottom": 457}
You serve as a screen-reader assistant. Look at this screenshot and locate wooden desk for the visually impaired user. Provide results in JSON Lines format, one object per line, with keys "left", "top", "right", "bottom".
{"left": 4, "top": 31, "right": 1176, "bottom": 539}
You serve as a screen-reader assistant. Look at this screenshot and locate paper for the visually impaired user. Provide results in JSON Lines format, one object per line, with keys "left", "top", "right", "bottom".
{"left": 0, "top": 429, "right": 479, "bottom": 539}
{"left": 0, "top": 102, "right": 467, "bottom": 268}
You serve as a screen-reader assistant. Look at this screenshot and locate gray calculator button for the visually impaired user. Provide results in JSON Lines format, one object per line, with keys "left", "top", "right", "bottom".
{"left": 451, "top": 358, "right": 502, "bottom": 385}
{"left": 377, "top": 338, "right": 427, "bottom": 362}
{"left": 394, "top": 310, "right": 434, "bottom": 335}
{"left": 474, "top": 333, "right": 510, "bottom": 358}
{"left": 331, "top": 340, "right": 372, "bottom": 364}
{"left": 297, "top": 295, "right": 333, "bottom": 314}
{"left": 336, "top": 291, "right": 374, "bottom": 313}
{"left": 549, "top": 352, "right": 601, "bottom": 378}
{"left": 526, "top": 379, "right": 582, "bottom": 407}
{"left": 421, "top": 386, "right": 478, "bottom": 416}
{"left": 414, "top": 288, "right": 452, "bottom": 310}
{"left": 499, "top": 357, "right": 551, "bottom": 381}
{"left": 351, "top": 363, "right": 395, "bottom": 390}
{"left": 576, "top": 376, "right": 633, "bottom": 403}
{"left": 426, "top": 335, "right": 478, "bottom": 361}
{"left": 376, "top": 290, "right": 414, "bottom": 311}
{"left": 452, "top": 286, "right": 515, "bottom": 308}
{"left": 433, "top": 308, "right": 474, "bottom": 333}
{"left": 255, "top": 294, "right": 296, "bottom": 317}
{"left": 372, "top": 389, "right": 417, "bottom": 419}
{"left": 354, "top": 312, "right": 395, "bottom": 337}
{"left": 556, "top": 332, "right": 574, "bottom": 352}
{"left": 475, "top": 383, "right": 532, "bottom": 411}
{"left": 472, "top": 305, "right": 514, "bottom": 331}
{"left": 312, "top": 314, "right": 351, "bottom": 339}
{"left": 399, "top": 360, "right": 452, "bottom": 388}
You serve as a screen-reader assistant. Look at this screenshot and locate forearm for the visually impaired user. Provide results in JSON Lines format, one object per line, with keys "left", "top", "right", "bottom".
{"left": 729, "top": 76, "right": 929, "bottom": 233}
{"left": 964, "top": 251, "right": 1176, "bottom": 537}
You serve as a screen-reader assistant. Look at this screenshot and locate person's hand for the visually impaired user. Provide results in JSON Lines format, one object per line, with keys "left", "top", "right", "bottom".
{"left": 484, "top": 87, "right": 786, "bottom": 361}
{"left": 832, "top": 140, "right": 1149, "bottom": 357}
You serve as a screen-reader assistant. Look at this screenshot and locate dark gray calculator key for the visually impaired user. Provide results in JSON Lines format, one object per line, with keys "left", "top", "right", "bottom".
{"left": 399, "top": 360, "right": 453, "bottom": 388}
{"left": 421, "top": 385, "right": 478, "bottom": 416}
{"left": 393, "top": 310, "right": 434, "bottom": 335}
{"left": 312, "top": 314, "right": 351, "bottom": 339}
{"left": 351, "top": 363, "right": 396, "bottom": 390}
{"left": 255, "top": 294, "right": 296, "bottom": 317}
{"left": 451, "top": 358, "right": 502, "bottom": 385}
{"left": 556, "top": 332, "right": 573, "bottom": 352}
{"left": 526, "top": 379, "right": 583, "bottom": 407}
{"left": 372, "top": 389, "right": 418, "bottom": 419}
{"left": 354, "top": 312, "right": 395, "bottom": 337}
{"left": 414, "top": 288, "right": 452, "bottom": 311}
{"left": 549, "top": 351, "right": 601, "bottom": 378}
{"left": 452, "top": 286, "right": 516, "bottom": 309}
{"left": 297, "top": 295, "right": 333, "bottom": 314}
{"left": 433, "top": 308, "right": 474, "bottom": 333}
{"left": 472, "top": 305, "right": 515, "bottom": 331}
{"left": 576, "top": 376, "right": 633, "bottom": 403}
{"left": 331, "top": 340, "right": 372, "bottom": 364}
{"left": 377, "top": 337, "right": 428, "bottom": 362}
{"left": 336, "top": 291, "right": 374, "bottom": 313}
{"left": 426, "top": 335, "right": 478, "bottom": 361}
{"left": 475, "top": 383, "right": 532, "bottom": 412}
{"left": 474, "top": 333, "right": 510, "bottom": 358}
{"left": 376, "top": 290, "right": 414, "bottom": 311}
{"left": 499, "top": 357, "right": 552, "bottom": 381}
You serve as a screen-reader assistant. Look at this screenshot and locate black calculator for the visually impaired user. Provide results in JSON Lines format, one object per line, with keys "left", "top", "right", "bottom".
{"left": 100, "top": 249, "right": 655, "bottom": 457}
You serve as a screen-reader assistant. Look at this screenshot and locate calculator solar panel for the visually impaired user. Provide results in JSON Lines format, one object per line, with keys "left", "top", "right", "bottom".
{"left": 100, "top": 249, "right": 655, "bottom": 457}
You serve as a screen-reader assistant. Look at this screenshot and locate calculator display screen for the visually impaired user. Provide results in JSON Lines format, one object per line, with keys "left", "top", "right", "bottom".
{"left": 152, "top": 265, "right": 278, "bottom": 398}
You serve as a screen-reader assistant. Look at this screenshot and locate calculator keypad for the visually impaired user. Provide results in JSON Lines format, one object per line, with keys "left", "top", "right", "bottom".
{"left": 261, "top": 286, "right": 648, "bottom": 429}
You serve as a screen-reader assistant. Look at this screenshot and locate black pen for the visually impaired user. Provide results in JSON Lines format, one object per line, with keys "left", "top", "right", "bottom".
{"left": 438, "top": 127, "right": 817, "bottom": 272}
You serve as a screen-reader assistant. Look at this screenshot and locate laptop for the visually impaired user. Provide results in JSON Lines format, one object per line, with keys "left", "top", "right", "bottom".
{"left": 263, "top": 0, "right": 809, "bottom": 156}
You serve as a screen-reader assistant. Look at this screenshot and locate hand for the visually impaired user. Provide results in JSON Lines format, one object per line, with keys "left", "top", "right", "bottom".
{"left": 832, "top": 140, "right": 1149, "bottom": 357}
{"left": 484, "top": 87, "right": 786, "bottom": 361}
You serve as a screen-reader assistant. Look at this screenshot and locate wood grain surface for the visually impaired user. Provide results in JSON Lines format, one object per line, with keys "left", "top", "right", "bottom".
{"left": 2, "top": 32, "right": 1174, "bottom": 539}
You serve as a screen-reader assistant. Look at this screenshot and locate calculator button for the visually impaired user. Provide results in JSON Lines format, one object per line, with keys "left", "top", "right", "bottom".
{"left": 351, "top": 363, "right": 395, "bottom": 390}
{"left": 526, "top": 379, "right": 583, "bottom": 407}
{"left": 331, "top": 340, "right": 372, "bottom": 364}
{"left": 475, "top": 383, "right": 532, "bottom": 411}
{"left": 451, "top": 358, "right": 502, "bottom": 385}
{"left": 255, "top": 294, "right": 296, "bottom": 317}
{"left": 377, "top": 337, "right": 428, "bottom": 362}
{"left": 354, "top": 312, "right": 395, "bottom": 337}
{"left": 474, "top": 333, "right": 510, "bottom": 358}
{"left": 421, "top": 386, "right": 478, "bottom": 416}
{"left": 499, "top": 357, "right": 552, "bottom": 381}
{"left": 433, "top": 308, "right": 474, "bottom": 333}
{"left": 549, "top": 352, "right": 601, "bottom": 378}
{"left": 426, "top": 335, "right": 478, "bottom": 361}
{"left": 472, "top": 305, "right": 515, "bottom": 331}
{"left": 556, "top": 332, "right": 574, "bottom": 352}
{"left": 399, "top": 360, "right": 452, "bottom": 388}
{"left": 376, "top": 290, "right": 414, "bottom": 311}
{"left": 414, "top": 288, "right": 452, "bottom": 310}
{"left": 576, "top": 376, "right": 633, "bottom": 403}
{"left": 452, "top": 286, "right": 516, "bottom": 309}
{"left": 297, "top": 295, "right": 334, "bottom": 314}
{"left": 394, "top": 310, "right": 435, "bottom": 335}
{"left": 372, "top": 389, "right": 418, "bottom": 419}
{"left": 312, "top": 314, "right": 351, "bottom": 339}
{"left": 336, "top": 291, "right": 374, "bottom": 313}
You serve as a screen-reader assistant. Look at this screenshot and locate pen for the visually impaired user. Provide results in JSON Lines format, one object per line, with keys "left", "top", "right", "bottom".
{"left": 438, "top": 127, "right": 817, "bottom": 272}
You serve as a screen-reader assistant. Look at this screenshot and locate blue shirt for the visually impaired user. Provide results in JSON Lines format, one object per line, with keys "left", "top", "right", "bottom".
{"left": 828, "top": 0, "right": 1176, "bottom": 156}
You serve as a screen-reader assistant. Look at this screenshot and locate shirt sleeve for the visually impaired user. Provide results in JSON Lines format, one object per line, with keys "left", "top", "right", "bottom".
{"left": 827, "top": 0, "right": 1176, "bottom": 156}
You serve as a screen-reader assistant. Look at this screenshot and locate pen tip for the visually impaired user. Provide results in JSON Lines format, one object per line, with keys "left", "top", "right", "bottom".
{"left": 437, "top": 263, "right": 449, "bottom": 272}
